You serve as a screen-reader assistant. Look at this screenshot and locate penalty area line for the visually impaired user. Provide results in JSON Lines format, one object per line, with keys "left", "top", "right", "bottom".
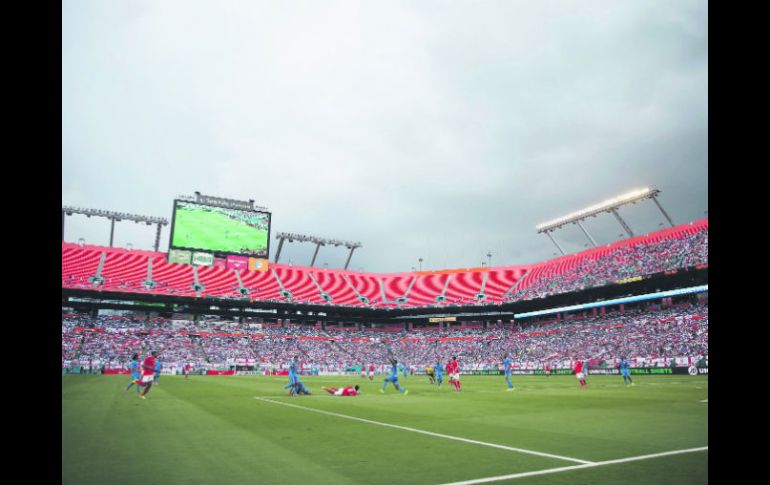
{"left": 253, "top": 396, "right": 591, "bottom": 464}
{"left": 436, "top": 446, "right": 708, "bottom": 485}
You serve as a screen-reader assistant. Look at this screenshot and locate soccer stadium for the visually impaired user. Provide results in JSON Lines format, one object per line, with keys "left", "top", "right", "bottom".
{"left": 63, "top": 2, "right": 707, "bottom": 484}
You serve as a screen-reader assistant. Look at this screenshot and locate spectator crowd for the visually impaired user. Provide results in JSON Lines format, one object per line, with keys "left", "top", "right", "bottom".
{"left": 62, "top": 303, "right": 708, "bottom": 374}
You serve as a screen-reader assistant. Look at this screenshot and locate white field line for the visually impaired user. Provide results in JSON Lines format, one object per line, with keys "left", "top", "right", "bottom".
{"left": 437, "top": 446, "right": 708, "bottom": 485}
{"left": 253, "top": 396, "right": 591, "bottom": 464}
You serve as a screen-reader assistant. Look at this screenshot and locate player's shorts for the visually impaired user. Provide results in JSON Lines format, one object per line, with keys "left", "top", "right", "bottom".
{"left": 451, "top": 373, "right": 460, "bottom": 381}
{"left": 334, "top": 389, "right": 344, "bottom": 396}
{"left": 142, "top": 374, "right": 154, "bottom": 383}
{"left": 385, "top": 376, "right": 399, "bottom": 383}
{"left": 436, "top": 373, "right": 442, "bottom": 380}
{"left": 131, "top": 373, "right": 141, "bottom": 381}
{"left": 621, "top": 369, "right": 630, "bottom": 377}
{"left": 576, "top": 372, "right": 585, "bottom": 380}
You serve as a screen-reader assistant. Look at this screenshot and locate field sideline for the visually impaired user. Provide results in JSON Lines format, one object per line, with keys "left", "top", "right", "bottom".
{"left": 62, "top": 375, "right": 708, "bottom": 485}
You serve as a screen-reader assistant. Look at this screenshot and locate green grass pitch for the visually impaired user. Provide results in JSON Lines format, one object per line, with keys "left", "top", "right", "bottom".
{"left": 172, "top": 207, "right": 268, "bottom": 254}
{"left": 62, "top": 375, "right": 708, "bottom": 485}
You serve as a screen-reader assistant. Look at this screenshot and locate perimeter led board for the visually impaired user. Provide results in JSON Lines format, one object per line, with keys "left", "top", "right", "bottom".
{"left": 169, "top": 200, "right": 271, "bottom": 258}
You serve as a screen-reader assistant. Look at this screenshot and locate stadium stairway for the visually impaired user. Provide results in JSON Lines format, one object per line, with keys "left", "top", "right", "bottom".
{"left": 314, "top": 270, "right": 360, "bottom": 305}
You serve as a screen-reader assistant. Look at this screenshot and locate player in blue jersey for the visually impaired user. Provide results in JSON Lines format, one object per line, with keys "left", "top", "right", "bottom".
{"left": 125, "top": 353, "right": 143, "bottom": 393}
{"left": 618, "top": 357, "right": 634, "bottom": 386}
{"left": 435, "top": 361, "right": 444, "bottom": 387}
{"left": 291, "top": 377, "right": 311, "bottom": 395}
{"left": 380, "top": 358, "right": 408, "bottom": 394}
{"left": 284, "top": 356, "right": 299, "bottom": 394}
{"left": 502, "top": 353, "right": 514, "bottom": 391}
{"left": 153, "top": 358, "right": 163, "bottom": 384}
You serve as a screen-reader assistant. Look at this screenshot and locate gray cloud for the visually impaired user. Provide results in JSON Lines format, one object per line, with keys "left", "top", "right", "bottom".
{"left": 63, "top": 0, "right": 707, "bottom": 272}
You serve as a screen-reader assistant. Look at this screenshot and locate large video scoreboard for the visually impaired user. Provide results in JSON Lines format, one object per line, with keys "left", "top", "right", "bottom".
{"left": 168, "top": 200, "right": 271, "bottom": 258}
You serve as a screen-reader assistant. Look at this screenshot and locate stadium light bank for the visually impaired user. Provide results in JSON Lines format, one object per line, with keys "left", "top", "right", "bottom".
{"left": 62, "top": 206, "right": 169, "bottom": 251}
{"left": 274, "top": 232, "right": 362, "bottom": 269}
{"left": 535, "top": 187, "right": 675, "bottom": 255}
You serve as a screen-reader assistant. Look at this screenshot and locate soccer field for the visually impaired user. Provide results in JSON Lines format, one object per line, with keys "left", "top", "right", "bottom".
{"left": 62, "top": 375, "right": 708, "bottom": 485}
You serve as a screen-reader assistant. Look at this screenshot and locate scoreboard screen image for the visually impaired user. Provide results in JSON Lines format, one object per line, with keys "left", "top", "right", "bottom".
{"left": 169, "top": 200, "right": 271, "bottom": 257}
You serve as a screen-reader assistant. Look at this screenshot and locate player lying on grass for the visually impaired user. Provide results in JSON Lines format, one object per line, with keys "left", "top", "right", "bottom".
{"left": 290, "top": 379, "right": 312, "bottom": 396}
{"left": 323, "top": 385, "right": 360, "bottom": 396}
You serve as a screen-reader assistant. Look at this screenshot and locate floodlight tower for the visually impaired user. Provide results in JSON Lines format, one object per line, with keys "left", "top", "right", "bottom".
{"left": 62, "top": 206, "right": 169, "bottom": 251}
{"left": 535, "top": 187, "right": 674, "bottom": 255}
{"left": 274, "top": 232, "right": 362, "bottom": 269}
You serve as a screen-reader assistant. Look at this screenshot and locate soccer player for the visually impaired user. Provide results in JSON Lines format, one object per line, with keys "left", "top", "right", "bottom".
{"left": 434, "top": 360, "right": 444, "bottom": 387}
{"left": 425, "top": 365, "right": 436, "bottom": 384}
{"left": 402, "top": 362, "right": 408, "bottom": 380}
{"left": 284, "top": 356, "right": 299, "bottom": 395}
{"left": 573, "top": 358, "right": 587, "bottom": 388}
{"left": 368, "top": 363, "right": 375, "bottom": 381}
{"left": 503, "top": 353, "right": 514, "bottom": 391}
{"left": 323, "top": 385, "right": 360, "bottom": 396}
{"left": 361, "top": 363, "right": 367, "bottom": 379}
{"left": 618, "top": 356, "right": 634, "bottom": 386}
{"left": 447, "top": 357, "right": 461, "bottom": 391}
{"left": 544, "top": 361, "right": 551, "bottom": 377}
{"left": 380, "top": 359, "right": 408, "bottom": 394}
{"left": 291, "top": 378, "right": 312, "bottom": 395}
{"left": 125, "top": 353, "right": 143, "bottom": 393}
{"left": 184, "top": 363, "right": 191, "bottom": 380}
{"left": 140, "top": 351, "right": 158, "bottom": 399}
{"left": 153, "top": 358, "right": 163, "bottom": 384}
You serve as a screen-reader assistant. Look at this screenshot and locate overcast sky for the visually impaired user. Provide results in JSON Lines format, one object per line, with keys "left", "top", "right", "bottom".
{"left": 62, "top": 0, "right": 707, "bottom": 273}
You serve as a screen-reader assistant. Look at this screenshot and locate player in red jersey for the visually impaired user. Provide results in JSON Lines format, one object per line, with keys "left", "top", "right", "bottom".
{"left": 573, "top": 358, "right": 587, "bottom": 388}
{"left": 544, "top": 362, "right": 551, "bottom": 377}
{"left": 184, "top": 363, "right": 191, "bottom": 380}
{"left": 323, "top": 385, "right": 360, "bottom": 396}
{"left": 368, "top": 363, "right": 375, "bottom": 381}
{"left": 447, "top": 356, "right": 461, "bottom": 391}
{"left": 140, "top": 351, "right": 158, "bottom": 399}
